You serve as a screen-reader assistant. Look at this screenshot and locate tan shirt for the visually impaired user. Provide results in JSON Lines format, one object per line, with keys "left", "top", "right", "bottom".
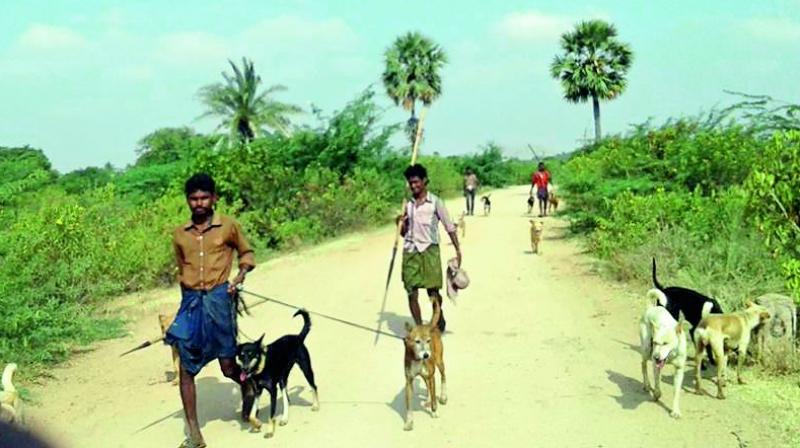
{"left": 173, "top": 213, "right": 256, "bottom": 291}
{"left": 402, "top": 192, "right": 456, "bottom": 253}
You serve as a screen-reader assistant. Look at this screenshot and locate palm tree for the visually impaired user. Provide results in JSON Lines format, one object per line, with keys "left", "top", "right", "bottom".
{"left": 382, "top": 32, "right": 448, "bottom": 144}
{"left": 550, "top": 20, "right": 633, "bottom": 142}
{"left": 198, "top": 57, "right": 301, "bottom": 143}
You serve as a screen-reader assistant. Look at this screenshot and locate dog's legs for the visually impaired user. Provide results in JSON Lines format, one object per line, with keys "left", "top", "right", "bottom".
{"left": 403, "top": 376, "right": 414, "bottom": 431}
{"left": 297, "top": 347, "right": 320, "bottom": 411}
{"left": 248, "top": 394, "right": 262, "bottom": 432}
{"left": 424, "top": 374, "right": 438, "bottom": 418}
{"left": 671, "top": 364, "right": 685, "bottom": 418}
{"left": 1, "top": 403, "right": 17, "bottom": 424}
{"left": 264, "top": 387, "right": 277, "bottom": 438}
{"left": 641, "top": 358, "right": 651, "bottom": 393}
{"left": 712, "top": 339, "right": 727, "bottom": 399}
{"left": 694, "top": 338, "right": 706, "bottom": 395}
{"left": 652, "top": 363, "right": 662, "bottom": 401}
{"left": 736, "top": 340, "right": 750, "bottom": 385}
{"left": 437, "top": 357, "right": 447, "bottom": 405}
{"left": 278, "top": 384, "right": 290, "bottom": 426}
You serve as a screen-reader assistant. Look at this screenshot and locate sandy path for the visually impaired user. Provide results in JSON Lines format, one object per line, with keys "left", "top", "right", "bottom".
{"left": 27, "top": 186, "right": 777, "bottom": 448}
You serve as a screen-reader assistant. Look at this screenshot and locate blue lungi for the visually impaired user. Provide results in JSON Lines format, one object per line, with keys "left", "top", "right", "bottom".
{"left": 164, "top": 283, "right": 237, "bottom": 376}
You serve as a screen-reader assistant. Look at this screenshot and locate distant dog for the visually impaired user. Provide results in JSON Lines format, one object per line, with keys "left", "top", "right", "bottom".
{"left": 237, "top": 310, "right": 319, "bottom": 438}
{"left": 548, "top": 191, "right": 560, "bottom": 214}
{"left": 457, "top": 211, "right": 466, "bottom": 239}
{"left": 481, "top": 195, "right": 491, "bottom": 216}
{"left": 529, "top": 220, "right": 544, "bottom": 254}
{"left": 640, "top": 289, "right": 689, "bottom": 418}
{"left": 652, "top": 258, "right": 724, "bottom": 348}
{"left": 0, "top": 363, "right": 22, "bottom": 425}
{"left": 403, "top": 300, "right": 446, "bottom": 431}
{"left": 157, "top": 313, "right": 180, "bottom": 385}
{"left": 526, "top": 195, "right": 535, "bottom": 214}
{"left": 694, "top": 301, "right": 771, "bottom": 399}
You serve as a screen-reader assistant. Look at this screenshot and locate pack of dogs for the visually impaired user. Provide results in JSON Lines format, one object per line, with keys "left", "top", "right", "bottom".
{"left": 640, "top": 258, "right": 772, "bottom": 418}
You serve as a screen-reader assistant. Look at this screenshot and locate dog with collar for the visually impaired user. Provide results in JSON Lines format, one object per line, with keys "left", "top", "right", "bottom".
{"left": 236, "top": 309, "right": 319, "bottom": 438}
{"left": 403, "top": 299, "right": 447, "bottom": 431}
{"left": 639, "top": 289, "right": 689, "bottom": 418}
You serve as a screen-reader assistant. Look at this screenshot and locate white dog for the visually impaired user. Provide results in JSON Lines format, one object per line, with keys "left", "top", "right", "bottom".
{"left": 1, "top": 363, "right": 22, "bottom": 424}
{"left": 639, "top": 289, "right": 689, "bottom": 418}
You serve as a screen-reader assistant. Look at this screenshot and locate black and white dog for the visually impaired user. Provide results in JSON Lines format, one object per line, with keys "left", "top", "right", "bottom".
{"left": 481, "top": 195, "right": 491, "bottom": 216}
{"left": 652, "top": 258, "right": 724, "bottom": 363}
{"left": 237, "top": 309, "right": 319, "bottom": 438}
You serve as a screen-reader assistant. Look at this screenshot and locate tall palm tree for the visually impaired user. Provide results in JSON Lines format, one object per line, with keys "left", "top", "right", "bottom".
{"left": 198, "top": 57, "right": 301, "bottom": 143}
{"left": 550, "top": 20, "right": 633, "bottom": 142}
{"left": 382, "top": 32, "right": 448, "bottom": 144}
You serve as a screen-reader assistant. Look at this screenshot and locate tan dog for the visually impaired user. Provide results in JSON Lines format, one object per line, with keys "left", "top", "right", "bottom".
{"left": 158, "top": 313, "right": 180, "bottom": 385}
{"left": 548, "top": 191, "right": 559, "bottom": 213}
{"left": 529, "top": 220, "right": 544, "bottom": 254}
{"left": 694, "top": 301, "right": 771, "bottom": 399}
{"left": 457, "top": 211, "right": 466, "bottom": 239}
{"left": 1, "top": 363, "right": 22, "bottom": 425}
{"left": 403, "top": 301, "right": 446, "bottom": 431}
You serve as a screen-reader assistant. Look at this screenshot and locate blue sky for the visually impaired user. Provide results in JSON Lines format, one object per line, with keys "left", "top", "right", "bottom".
{"left": 1, "top": 1, "right": 799, "bottom": 172}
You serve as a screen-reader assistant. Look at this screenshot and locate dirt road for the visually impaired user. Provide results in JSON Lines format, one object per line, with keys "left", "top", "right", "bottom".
{"left": 27, "top": 186, "right": 779, "bottom": 447}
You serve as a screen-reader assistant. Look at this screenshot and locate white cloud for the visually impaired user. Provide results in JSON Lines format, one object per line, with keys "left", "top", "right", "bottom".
{"left": 742, "top": 17, "right": 800, "bottom": 42}
{"left": 16, "top": 24, "right": 88, "bottom": 52}
{"left": 492, "top": 11, "right": 574, "bottom": 43}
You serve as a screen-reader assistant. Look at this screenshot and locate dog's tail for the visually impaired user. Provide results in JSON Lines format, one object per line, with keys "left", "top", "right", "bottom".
{"left": 430, "top": 299, "right": 441, "bottom": 330}
{"left": 2, "top": 363, "right": 17, "bottom": 394}
{"left": 647, "top": 288, "right": 668, "bottom": 307}
{"left": 651, "top": 258, "right": 665, "bottom": 291}
{"left": 701, "top": 301, "right": 714, "bottom": 320}
{"left": 293, "top": 309, "right": 312, "bottom": 341}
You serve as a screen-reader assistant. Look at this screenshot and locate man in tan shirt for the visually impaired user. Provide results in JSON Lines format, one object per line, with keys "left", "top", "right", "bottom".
{"left": 165, "top": 173, "right": 255, "bottom": 448}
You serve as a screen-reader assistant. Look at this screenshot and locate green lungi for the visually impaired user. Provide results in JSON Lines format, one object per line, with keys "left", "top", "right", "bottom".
{"left": 402, "top": 245, "right": 443, "bottom": 293}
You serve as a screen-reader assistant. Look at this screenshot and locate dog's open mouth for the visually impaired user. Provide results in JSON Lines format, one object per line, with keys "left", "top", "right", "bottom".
{"left": 655, "top": 358, "right": 666, "bottom": 370}
{"left": 240, "top": 371, "right": 249, "bottom": 382}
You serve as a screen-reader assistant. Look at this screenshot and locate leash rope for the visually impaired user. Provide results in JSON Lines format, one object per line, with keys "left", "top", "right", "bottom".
{"left": 238, "top": 288, "right": 404, "bottom": 341}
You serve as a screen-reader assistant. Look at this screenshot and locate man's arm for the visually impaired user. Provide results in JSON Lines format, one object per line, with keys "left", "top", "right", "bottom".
{"left": 229, "top": 220, "right": 256, "bottom": 293}
{"left": 435, "top": 198, "right": 462, "bottom": 267}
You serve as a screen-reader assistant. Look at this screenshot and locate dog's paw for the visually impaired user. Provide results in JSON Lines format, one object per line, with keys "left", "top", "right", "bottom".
{"left": 279, "top": 419, "right": 288, "bottom": 427}
{"left": 438, "top": 395, "right": 448, "bottom": 405}
{"left": 670, "top": 410, "right": 681, "bottom": 419}
{"left": 431, "top": 410, "right": 439, "bottom": 419}
{"left": 264, "top": 431, "right": 274, "bottom": 439}
{"left": 248, "top": 418, "right": 262, "bottom": 432}
{"left": 403, "top": 420, "right": 414, "bottom": 431}
{"left": 652, "top": 390, "right": 662, "bottom": 401}
{"left": 737, "top": 378, "right": 747, "bottom": 385}
{"left": 311, "top": 404, "right": 320, "bottom": 412}
{"left": 716, "top": 392, "right": 726, "bottom": 400}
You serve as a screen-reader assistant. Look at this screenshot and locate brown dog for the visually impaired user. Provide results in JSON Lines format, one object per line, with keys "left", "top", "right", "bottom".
{"left": 158, "top": 313, "right": 180, "bottom": 385}
{"left": 694, "top": 301, "right": 771, "bottom": 399}
{"left": 548, "top": 191, "right": 559, "bottom": 214}
{"left": 403, "top": 301, "right": 446, "bottom": 431}
{"left": 529, "top": 220, "right": 544, "bottom": 254}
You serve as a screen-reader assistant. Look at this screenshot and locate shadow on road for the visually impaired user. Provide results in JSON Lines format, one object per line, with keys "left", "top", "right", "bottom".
{"left": 606, "top": 369, "right": 670, "bottom": 414}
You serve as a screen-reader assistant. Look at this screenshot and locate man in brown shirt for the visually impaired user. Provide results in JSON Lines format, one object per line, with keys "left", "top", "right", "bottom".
{"left": 165, "top": 173, "right": 256, "bottom": 448}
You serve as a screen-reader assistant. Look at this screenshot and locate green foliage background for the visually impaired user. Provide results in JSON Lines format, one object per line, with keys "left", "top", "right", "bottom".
{"left": 0, "top": 88, "right": 536, "bottom": 374}
{"left": 558, "top": 96, "right": 800, "bottom": 311}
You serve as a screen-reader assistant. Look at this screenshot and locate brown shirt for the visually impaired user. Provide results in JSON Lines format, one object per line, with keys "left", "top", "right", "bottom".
{"left": 173, "top": 213, "right": 256, "bottom": 291}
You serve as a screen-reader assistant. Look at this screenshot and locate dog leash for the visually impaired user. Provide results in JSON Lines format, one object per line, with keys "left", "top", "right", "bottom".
{"left": 239, "top": 289, "right": 404, "bottom": 341}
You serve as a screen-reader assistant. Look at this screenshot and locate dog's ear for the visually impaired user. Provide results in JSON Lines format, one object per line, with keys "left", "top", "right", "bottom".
{"left": 256, "top": 333, "right": 265, "bottom": 347}
{"left": 760, "top": 311, "right": 771, "bottom": 321}
{"left": 404, "top": 321, "right": 413, "bottom": 334}
{"left": 529, "top": 220, "right": 534, "bottom": 224}
{"left": 744, "top": 299, "right": 754, "bottom": 308}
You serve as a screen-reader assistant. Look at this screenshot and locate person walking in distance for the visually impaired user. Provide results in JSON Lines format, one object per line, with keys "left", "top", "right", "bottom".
{"left": 463, "top": 168, "right": 479, "bottom": 216}
{"left": 531, "top": 162, "right": 552, "bottom": 217}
